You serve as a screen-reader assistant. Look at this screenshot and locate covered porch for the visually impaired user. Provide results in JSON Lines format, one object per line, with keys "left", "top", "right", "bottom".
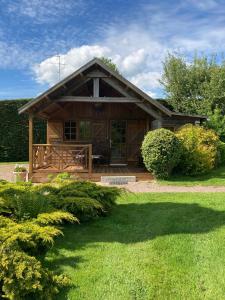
{"left": 29, "top": 141, "right": 153, "bottom": 182}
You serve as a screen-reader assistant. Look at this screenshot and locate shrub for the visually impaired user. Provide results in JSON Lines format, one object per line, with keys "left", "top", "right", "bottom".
{"left": 0, "top": 179, "right": 119, "bottom": 298}
{"left": 0, "top": 249, "right": 70, "bottom": 300}
{"left": 176, "top": 124, "right": 219, "bottom": 175}
{"left": 217, "top": 141, "right": 225, "bottom": 165}
{"left": 0, "top": 213, "right": 75, "bottom": 299}
{"left": 141, "top": 128, "right": 182, "bottom": 179}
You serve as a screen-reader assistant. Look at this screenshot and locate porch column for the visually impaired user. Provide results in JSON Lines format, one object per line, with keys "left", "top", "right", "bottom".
{"left": 151, "top": 119, "right": 162, "bottom": 130}
{"left": 29, "top": 114, "right": 33, "bottom": 176}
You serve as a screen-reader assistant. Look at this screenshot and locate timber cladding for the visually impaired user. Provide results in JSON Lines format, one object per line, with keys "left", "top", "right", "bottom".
{"left": 0, "top": 99, "right": 46, "bottom": 162}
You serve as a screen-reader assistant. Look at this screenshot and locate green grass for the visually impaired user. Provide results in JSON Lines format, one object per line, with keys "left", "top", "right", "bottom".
{"left": 159, "top": 166, "right": 225, "bottom": 186}
{"left": 0, "top": 161, "right": 28, "bottom": 165}
{"left": 47, "top": 192, "right": 225, "bottom": 299}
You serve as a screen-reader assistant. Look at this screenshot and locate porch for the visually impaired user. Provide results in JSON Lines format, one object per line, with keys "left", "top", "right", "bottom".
{"left": 30, "top": 143, "right": 153, "bottom": 182}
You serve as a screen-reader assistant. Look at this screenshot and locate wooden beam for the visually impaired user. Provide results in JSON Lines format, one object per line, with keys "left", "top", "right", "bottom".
{"left": 29, "top": 114, "right": 33, "bottom": 177}
{"left": 86, "top": 70, "right": 109, "bottom": 78}
{"left": 56, "top": 96, "right": 142, "bottom": 103}
{"left": 93, "top": 78, "right": 99, "bottom": 97}
{"left": 67, "top": 78, "right": 91, "bottom": 95}
{"left": 136, "top": 102, "right": 162, "bottom": 119}
{"left": 102, "top": 78, "right": 133, "bottom": 97}
{"left": 88, "top": 144, "right": 92, "bottom": 175}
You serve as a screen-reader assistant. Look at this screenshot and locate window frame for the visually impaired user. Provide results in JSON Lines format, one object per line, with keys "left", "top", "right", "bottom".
{"left": 63, "top": 119, "right": 92, "bottom": 142}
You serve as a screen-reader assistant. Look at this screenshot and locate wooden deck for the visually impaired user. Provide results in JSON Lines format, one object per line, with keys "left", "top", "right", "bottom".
{"left": 31, "top": 165, "right": 153, "bottom": 183}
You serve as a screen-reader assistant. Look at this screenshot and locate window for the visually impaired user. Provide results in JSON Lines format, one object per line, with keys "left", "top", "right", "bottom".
{"left": 64, "top": 121, "right": 76, "bottom": 140}
{"left": 79, "top": 121, "right": 91, "bottom": 140}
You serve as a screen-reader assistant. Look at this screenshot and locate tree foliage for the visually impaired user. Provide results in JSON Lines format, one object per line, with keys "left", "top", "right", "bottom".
{"left": 99, "top": 57, "right": 120, "bottom": 74}
{"left": 161, "top": 54, "right": 225, "bottom": 115}
{"left": 205, "top": 108, "right": 225, "bottom": 141}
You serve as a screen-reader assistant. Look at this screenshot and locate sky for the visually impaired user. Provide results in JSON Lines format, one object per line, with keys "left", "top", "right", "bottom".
{"left": 1, "top": 0, "right": 225, "bottom": 99}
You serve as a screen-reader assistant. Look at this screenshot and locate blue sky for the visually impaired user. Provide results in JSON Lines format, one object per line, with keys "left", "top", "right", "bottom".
{"left": 1, "top": 0, "right": 225, "bottom": 99}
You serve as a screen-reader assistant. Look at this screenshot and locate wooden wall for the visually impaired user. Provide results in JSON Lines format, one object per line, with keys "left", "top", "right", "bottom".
{"left": 46, "top": 102, "right": 151, "bottom": 164}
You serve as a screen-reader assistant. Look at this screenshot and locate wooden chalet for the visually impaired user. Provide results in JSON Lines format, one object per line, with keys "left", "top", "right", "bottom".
{"left": 19, "top": 58, "right": 206, "bottom": 182}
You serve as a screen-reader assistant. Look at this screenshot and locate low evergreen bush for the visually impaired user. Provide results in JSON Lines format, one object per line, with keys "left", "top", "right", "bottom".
{"left": 141, "top": 128, "right": 182, "bottom": 179}
{"left": 0, "top": 179, "right": 120, "bottom": 298}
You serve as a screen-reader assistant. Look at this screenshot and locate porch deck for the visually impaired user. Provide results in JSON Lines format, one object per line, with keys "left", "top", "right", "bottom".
{"left": 31, "top": 165, "right": 153, "bottom": 183}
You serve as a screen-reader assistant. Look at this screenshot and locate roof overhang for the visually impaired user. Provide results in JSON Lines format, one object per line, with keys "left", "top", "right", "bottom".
{"left": 18, "top": 58, "right": 172, "bottom": 119}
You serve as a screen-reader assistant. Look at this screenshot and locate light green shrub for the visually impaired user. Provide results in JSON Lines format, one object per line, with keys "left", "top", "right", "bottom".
{"left": 0, "top": 214, "right": 75, "bottom": 299}
{"left": 141, "top": 128, "right": 182, "bottom": 179}
{"left": 176, "top": 124, "right": 219, "bottom": 175}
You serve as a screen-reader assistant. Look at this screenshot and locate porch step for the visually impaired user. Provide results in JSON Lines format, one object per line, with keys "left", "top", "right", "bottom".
{"left": 101, "top": 175, "right": 136, "bottom": 185}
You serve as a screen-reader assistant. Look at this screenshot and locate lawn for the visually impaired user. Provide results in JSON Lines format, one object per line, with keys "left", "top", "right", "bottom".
{"left": 159, "top": 166, "right": 225, "bottom": 186}
{"left": 46, "top": 192, "right": 225, "bottom": 299}
{"left": 0, "top": 161, "right": 28, "bottom": 165}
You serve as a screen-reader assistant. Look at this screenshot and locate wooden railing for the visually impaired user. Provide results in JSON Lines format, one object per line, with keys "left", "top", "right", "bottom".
{"left": 32, "top": 144, "right": 92, "bottom": 173}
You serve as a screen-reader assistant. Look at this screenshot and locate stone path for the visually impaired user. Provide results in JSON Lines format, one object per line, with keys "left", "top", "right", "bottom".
{"left": 1, "top": 163, "right": 225, "bottom": 192}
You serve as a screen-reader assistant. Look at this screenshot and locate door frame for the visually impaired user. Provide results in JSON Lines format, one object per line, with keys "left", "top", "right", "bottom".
{"left": 109, "top": 120, "right": 127, "bottom": 165}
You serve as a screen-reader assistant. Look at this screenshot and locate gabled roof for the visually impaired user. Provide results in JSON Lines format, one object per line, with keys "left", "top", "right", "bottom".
{"left": 18, "top": 58, "right": 172, "bottom": 116}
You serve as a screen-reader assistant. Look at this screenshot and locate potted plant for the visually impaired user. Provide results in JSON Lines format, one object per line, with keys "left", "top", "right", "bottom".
{"left": 13, "top": 164, "right": 28, "bottom": 182}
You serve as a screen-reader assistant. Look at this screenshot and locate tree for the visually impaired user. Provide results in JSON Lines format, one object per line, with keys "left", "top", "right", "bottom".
{"left": 205, "top": 108, "right": 225, "bottom": 141}
{"left": 160, "top": 53, "right": 225, "bottom": 115}
{"left": 98, "top": 57, "right": 120, "bottom": 74}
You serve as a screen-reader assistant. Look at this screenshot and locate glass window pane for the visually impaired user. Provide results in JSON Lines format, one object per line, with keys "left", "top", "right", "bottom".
{"left": 64, "top": 121, "right": 76, "bottom": 140}
{"left": 79, "top": 121, "right": 91, "bottom": 140}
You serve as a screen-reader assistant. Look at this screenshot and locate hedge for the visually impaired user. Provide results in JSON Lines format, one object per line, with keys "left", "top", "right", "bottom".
{"left": 0, "top": 99, "right": 46, "bottom": 162}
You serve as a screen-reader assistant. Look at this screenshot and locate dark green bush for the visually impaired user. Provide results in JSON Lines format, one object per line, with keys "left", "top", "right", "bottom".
{"left": 217, "top": 141, "right": 225, "bottom": 165}
{"left": 0, "top": 99, "right": 46, "bottom": 162}
{"left": 141, "top": 128, "right": 182, "bottom": 179}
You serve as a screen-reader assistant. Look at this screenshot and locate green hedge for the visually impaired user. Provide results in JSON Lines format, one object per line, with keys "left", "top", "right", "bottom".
{"left": 0, "top": 99, "right": 46, "bottom": 162}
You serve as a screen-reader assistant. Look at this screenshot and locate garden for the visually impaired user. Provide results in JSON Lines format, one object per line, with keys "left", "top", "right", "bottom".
{"left": 0, "top": 176, "right": 120, "bottom": 299}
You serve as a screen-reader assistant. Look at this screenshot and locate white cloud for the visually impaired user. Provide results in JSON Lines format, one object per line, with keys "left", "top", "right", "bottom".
{"left": 25, "top": 0, "right": 225, "bottom": 97}
{"left": 33, "top": 45, "right": 110, "bottom": 84}
{"left": 5, "top": 0, "right": 84, "bottom": 23}
{"left": 33, "top": 26, "right": 168, "bottom": 96}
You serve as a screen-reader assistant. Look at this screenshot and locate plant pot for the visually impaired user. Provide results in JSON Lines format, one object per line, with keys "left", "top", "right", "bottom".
{"left": 13, "top": 171, "right": 27, "bottom": 183}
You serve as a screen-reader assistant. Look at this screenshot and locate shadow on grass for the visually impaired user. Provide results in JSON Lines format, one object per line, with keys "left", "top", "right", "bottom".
{"left": 49, "top": 197, "right": 225, "bottom": 298}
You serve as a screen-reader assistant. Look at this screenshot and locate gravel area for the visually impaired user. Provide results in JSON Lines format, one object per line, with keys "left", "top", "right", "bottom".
{"left": 1, "top": 163, "right": 225, "bottom": 192}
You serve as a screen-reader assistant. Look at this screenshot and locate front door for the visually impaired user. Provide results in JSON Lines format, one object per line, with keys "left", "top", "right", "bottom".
{"left": 110, "top": 120, "right": 127, "bottom": 164}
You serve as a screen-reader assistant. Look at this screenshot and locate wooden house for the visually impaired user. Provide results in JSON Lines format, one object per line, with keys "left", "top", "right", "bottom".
{"left": 19, "top": 58, "right": 206, "bottom": 182}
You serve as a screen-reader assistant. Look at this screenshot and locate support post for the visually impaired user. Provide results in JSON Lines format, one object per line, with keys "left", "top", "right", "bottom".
{"left": 93, "top": 78, "right": 99, "bottom": 97}
{"left": 88, "top": 144, "right": 92, "bottom": 175}
{"left": 146, "top": 118, "right": 150, "bottom": 133}
{"left": 29, "top": 114, "right": 33, "bottom": 176}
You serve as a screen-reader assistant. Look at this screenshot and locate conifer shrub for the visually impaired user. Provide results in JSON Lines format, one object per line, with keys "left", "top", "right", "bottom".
{"left": 0, "top": 179, "right": 120, "bottom": 298}
{"left": 141, "top": 128, "right": 182, "bottom": 179}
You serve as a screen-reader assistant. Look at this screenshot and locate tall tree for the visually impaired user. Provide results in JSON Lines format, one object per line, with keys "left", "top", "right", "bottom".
{"left": 160, "top": 54, "right": 225, "bottom": 115}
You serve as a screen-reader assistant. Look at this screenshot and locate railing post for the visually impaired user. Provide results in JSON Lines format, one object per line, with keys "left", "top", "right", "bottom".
{"left": 88, "top": 144, "right": 92, "bottom": 174}
{"left": 29, "top": 114, "right": 33, "bottom": 177}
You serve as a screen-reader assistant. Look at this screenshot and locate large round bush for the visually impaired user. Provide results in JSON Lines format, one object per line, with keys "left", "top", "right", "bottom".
{"left": 175, "top": 124, "right": 219, "bottom": 175}
{"left": 141, "top": 128, "right": 182, "bottom": 179}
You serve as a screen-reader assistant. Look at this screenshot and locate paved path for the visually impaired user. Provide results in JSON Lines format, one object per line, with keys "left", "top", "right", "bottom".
{"left": 1, "top": 163, "right": 225, "bottom": 192}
